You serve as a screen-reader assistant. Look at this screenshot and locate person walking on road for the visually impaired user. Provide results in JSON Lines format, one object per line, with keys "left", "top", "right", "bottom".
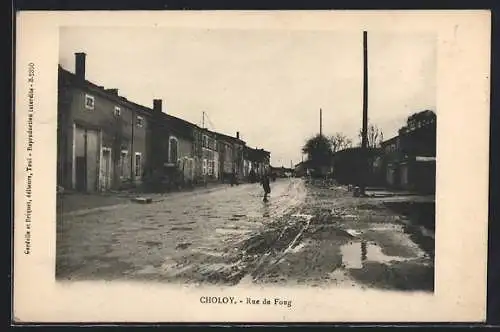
{"left": 261, "top": 172, "right": 271, "bottom": 202}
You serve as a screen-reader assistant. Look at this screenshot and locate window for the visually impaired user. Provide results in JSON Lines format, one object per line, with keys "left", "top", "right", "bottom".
{"left": 120, "top": 150, "right": 128, "bottom": 178}
{"left": 85, "top": 94, "right": 95, "bottom": 110}
{"left": 202, "top": 135, "right": 208, "bottom": 148}
{"left": 202, "top": 159, "right": 207, "bottom": 175}
{"left": 134, "top": 152, "right": 142, "bottom": 177}
{"left": 169, "top": 136, "right": 178, "bottom": 164}
{"left": 114, "top": 106, "right": 121, "bottom": 117}
{"left": 209, "top": 160, "right": 215, "bottom": 176}
{"left": 136, "top": 116, "right": 144, "bottom": 128}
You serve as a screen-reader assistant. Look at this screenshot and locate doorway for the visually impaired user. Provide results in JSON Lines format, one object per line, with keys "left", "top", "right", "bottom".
{"left": 74, "top": 125, "right": 100, "bottom": 192}
{"left": 101, "top": 147, "right": 112, "bottom": 191}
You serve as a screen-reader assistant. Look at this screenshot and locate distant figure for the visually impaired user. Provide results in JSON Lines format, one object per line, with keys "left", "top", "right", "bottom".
{"left": 230, "top": 172, "right": 236, "bottom": 186}
{"left": 261, "top": 173, "right": 271, "bottom": 202}
{"left": 230, "top": 171, "right": 239, "bottom": 186}
{"left": 249, "top": 169, "right": 256, "bottom": 183}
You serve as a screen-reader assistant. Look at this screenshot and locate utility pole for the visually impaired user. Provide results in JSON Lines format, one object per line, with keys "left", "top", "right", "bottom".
{"left": 360, "top": 30, "right": 369, "bottom": 197}
{"left": 319, "top": 108, "right": 323, "bottom": 137}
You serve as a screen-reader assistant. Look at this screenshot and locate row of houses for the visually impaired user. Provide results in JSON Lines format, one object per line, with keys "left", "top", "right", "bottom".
{"left": 295, "top": 110, "right": 437, "bottom": 194}
{"left": 57, "top": 52, "right": 271, "bottom": 193}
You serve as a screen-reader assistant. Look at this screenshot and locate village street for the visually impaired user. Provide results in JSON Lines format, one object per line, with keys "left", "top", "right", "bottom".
{"left": 56, "top": 178, "right": 434, "bottom": 292}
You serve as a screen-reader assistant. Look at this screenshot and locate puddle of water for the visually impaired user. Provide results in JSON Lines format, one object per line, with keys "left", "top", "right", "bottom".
{"left": 345, "top": 229, "right": 362, "bottom": 237}
{"left": 340, "top": 241, "right": 411, "bottom": 269}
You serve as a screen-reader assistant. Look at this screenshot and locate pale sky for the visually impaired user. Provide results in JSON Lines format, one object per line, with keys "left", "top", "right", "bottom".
{"left": 59, "top": 27, "right": 436, "bottom": 167}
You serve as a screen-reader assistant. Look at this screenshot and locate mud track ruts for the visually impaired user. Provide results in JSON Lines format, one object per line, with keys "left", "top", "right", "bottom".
{"left": 237, "top": 215, "right": 312, "bottom": 281}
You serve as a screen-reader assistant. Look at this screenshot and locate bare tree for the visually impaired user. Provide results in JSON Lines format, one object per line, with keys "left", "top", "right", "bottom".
{"left": 329, "top": 133, "right": 353, "bottom": 153}
{"left": 359, "top": 124, "right": 384, "bottom": 148}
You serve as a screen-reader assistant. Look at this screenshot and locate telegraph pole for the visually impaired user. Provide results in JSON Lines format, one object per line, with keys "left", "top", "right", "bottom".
{"left": 360, "top": 30, "right": 369, "bottom": 196}
{"left": 319, "top": 108, "right": 323, "bottom": 137}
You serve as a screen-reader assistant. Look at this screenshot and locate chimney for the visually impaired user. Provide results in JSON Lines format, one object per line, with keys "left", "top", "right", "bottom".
{"left": 153, "top": 99, "right": 162, "bottom": 113}
{"left": 75, "top": 52, "right": 86, "bottom": 80}
{"left": 106, "top": 88, "right": 119, "bottom": 95}
{"left": 236, "top": 131, "right": 240, "bottom": 139}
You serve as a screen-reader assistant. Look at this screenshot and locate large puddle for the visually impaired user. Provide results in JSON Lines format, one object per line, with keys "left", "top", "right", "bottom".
{"left": 340, "top": 240, "right": 413, "bottom": 269}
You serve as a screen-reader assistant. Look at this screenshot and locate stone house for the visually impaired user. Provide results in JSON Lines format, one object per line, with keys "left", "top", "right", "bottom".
{"left": 214, "top": 131, "right": 246, "bottom": 183}
{"left": 243, "top": 146, "right": 271, "bottom": 181}
{"left": 57, "top": 52, "right": 149, "bottom": 193}
{"left": 380, "top": 110, "right": 436, "bottom": 193}
{"left": 145, "top": 99, "right": 196, "bottom": 189}
{"left": 196, "top": 129, "right": 219, "bottom": 182}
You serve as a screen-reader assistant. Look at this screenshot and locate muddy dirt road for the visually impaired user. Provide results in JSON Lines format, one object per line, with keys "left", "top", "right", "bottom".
{"left": 57, "top": 178, "right": 434, "bottom": 291}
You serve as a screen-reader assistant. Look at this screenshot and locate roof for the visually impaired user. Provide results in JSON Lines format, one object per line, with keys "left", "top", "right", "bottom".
{"left": 58, "top": 65, "right": 267, "bottom": 148}
{"left": 244, "top": 146, "right": 270, "bottom": 161}
{"left": 212, "top": 131, "right": 246, "bottom": 145}
{"left": 59, "top": 65, "right": 199, "bottom": 139}
{"left": 59, "top": 66, "right": 152, "bottom": 117}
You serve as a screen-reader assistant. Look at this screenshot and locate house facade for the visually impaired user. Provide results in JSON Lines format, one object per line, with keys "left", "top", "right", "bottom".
{"left": 380, "top": 110, "right": 437, "bottom": 193}
{"left": 146, "top": 99, "right": 196, "bottom": 189}
{"left": 243, "top": 146, "right": 271, "bottom": 182}
{"left": 57, "top": 52, "right": 273, "bottom": 193}
{"left": 57, "top": 53, "right": 149, "bottom": 193}
{"left": 213, "top": 131, "right": 247, "bottom": 182}
{"left": 196, "top": 129, "right": 219, "bottom": 181}
{"left": 380, "top": 136, "right": 402, "bottom": 187}
{"left": 332, "top": 147, "right": 384, "bottom": 186}
{"left": 233, "top": 132, "right": 246, "bottom": 180}
{"left": 217, "top": 139, "right": 233, "bottom": 182}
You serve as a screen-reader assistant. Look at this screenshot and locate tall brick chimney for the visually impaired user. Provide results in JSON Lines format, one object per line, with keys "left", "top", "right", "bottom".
{"left": 153, "top": 99, "right": 162, "bottom": 113}
{"left": 75, "top": 52, "right": 86, "bottom": 80}
{"left": 236, "top": 131, "right": 240, "bottom": 139}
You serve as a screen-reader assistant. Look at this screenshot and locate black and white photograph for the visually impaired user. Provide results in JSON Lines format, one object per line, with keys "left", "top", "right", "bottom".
{"left": 55, "top": 27, "right": 437, "bottom": 291}
{"left": 13, "top": 11, "right": 490, "bottom": 323}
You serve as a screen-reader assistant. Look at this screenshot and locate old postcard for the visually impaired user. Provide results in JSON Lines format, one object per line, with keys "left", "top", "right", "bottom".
{"left": 13, "top": 10, "right": 490, "bottom": 323}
